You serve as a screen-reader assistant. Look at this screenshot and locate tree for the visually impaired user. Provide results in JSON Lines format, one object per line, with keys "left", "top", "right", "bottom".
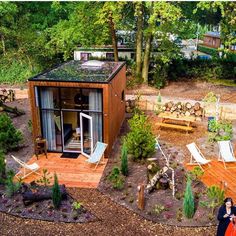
{"left": 96, "top": 2, "right": 127, "bottom": 62}
{"left": 183, "top": 178, "right": 195, "bottom": 219}
{"left": 135, "top": 2, "right": 144, "bottom": 80}
{"left": 0, "top": 113, "right": 23, "bottom": 153}
{"left": 141, "top": 2, "right": 182, "bottom": 83}
{"left": 125, "top": 112, "right": 155, "bottom": 160}
{"left": 52, "top": 173, "right": 61, "bottom": 209}
{"left": 120, "top": 142, "right": 128, "bottom": 176}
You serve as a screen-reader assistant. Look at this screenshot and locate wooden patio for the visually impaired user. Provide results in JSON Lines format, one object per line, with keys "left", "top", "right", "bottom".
{"left": 20, "top": 153, "right": 108, "bottom": 188}
{"left": 185, "top": 160, "right": 236, "bottom": 201}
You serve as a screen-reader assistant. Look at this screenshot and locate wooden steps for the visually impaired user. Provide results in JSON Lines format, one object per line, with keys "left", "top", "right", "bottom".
{"left": 156, "top": 122, "right": 193, "bottom": 132}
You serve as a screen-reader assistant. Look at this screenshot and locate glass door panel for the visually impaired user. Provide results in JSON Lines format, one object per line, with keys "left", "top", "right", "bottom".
{"left": 80, "top": 112, "right": 93, "bottom": 158}
{"left": 62, "top": 110, "right": 81, "bottom": 153}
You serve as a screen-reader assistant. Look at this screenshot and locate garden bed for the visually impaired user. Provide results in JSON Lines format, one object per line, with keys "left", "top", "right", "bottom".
{"left": 98, "top": 114, "right": 218, "bottom": 227}
{"left": 0, "top": 184, "right": 95, "bottom": 223}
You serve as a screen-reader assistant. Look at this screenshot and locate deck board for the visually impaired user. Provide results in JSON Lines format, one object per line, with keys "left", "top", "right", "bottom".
{"left": 18, "top": 153, "right": 107, "bottom": 188}
{"left": 185, "top": 160, "right": 236, "bottom": 201}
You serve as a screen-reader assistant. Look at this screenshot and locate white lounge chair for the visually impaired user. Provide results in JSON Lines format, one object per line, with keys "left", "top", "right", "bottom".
{"left": 218, "top": 140, "right": 236, "bottom": 169}
{"left": 86, "top": 142, "right": 108, "bottom": 170}
{"left": 11, "top": 155, "right": 40, "bottom": 179}
{"left": 186, "top": 143, "right": 211, "bottom": 171}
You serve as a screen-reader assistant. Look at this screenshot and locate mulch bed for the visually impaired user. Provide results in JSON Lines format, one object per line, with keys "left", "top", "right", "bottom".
{"left": 0, "top": 184, "right": 95, "bottom": 223}
{"left": 98, "top": 114, "right": 218, "bottom": 227}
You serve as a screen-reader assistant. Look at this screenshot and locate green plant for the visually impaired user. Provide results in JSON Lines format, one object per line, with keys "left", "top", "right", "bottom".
{"left": 5, "top": 170, "right": 22, "bottom": 197}
{"left": 108, "top": 167, "right": 124, "bottom": 190}
{"left": 125, "top": 112, "right": 156, "bottom": 161}
{"left": 0, "top": 149, "right": 6, "bottom": 183}
{"left": 183, "top": 178, "right": 195, "bottom": 219}
{"left": 188, "top": 166, "right": 204, "bottom": 181}
{"left": 36, "top": 169, "right": 52, "bottom": 186}
{"left": 72, "top": 201, "right": 82, "bottom": 210}
{"left": 52, "top": 173, "right": 61, "bottom": 209}
{"left": 28, "top": 120, "right": 33, "bottom": 133}
{"left": 208, "top": 119, "right": 233, "bottom": 142}
{"left": 0, "top": 113, "right": 23, "bottom": 153}
{"left": 120, "top": 142, "right": 128, "bottom": 176}
{"left": 153, "top": 204, "right": 166, "bottom": 215}
{"left": 200, "top": 185, "right": 225, "bottom": 214}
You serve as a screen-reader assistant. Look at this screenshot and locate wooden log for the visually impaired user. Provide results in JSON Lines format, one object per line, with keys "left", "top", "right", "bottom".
{"left": 146, "top": 166, "right": 169, "bottom": 193}
{"left": 194, "top": 102, "right": 201, "bottom": 111}
{"left": 22, "top": 185, "right": 67, "bottom": 205}
{"left": 137, "top": 184, "right": 145, "bottom": 210}
{"left": 195, "top": 109, "right": 203, "bottom": 117}
{"left": 0, "top": 102, "right": 25, "bottom": 116}
{"left": 186, "top": 102, "right": 192, "bottom": 109}
{"left": 167, "top": 101, "right": 174, "bottom": 108}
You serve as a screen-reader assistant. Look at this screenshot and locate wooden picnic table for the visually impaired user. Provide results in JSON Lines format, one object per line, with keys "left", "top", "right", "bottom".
{"left": 157, "top": 113, "right": 196, "bottom": 133}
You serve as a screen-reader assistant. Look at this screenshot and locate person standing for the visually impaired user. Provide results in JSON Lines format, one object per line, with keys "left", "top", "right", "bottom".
{"left": 217, "top": 198, "right": 236, "bottom": 236}
{"left": 225, "top": 217, "right": 236, "bottom": 236}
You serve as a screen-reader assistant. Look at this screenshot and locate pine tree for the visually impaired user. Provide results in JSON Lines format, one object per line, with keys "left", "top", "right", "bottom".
{"left": 121, "top": 142, "right": 128, "bottom": 176}
{"left": 52, "top": 173, "right": 61, "bottom": 209}
{"left": 0, "top": 149, "right": 6, "bottom": 183}
{"left": 183, "top": 178, "right": 195, "bottom": 218}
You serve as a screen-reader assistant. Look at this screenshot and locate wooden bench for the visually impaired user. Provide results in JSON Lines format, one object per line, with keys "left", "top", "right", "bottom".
{"left": 156, "top": 122, "right": 193, "bottom": 133}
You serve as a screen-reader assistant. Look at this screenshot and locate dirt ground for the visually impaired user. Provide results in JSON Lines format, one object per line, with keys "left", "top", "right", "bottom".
{"left": 127, "top": 80, "right": 236, "bottom": 103}
{"left": 2, "top": 80, "right": 236, "bottom": 235}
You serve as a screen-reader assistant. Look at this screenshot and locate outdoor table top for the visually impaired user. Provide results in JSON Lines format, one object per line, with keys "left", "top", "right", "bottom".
{"left": 158, "top": 112, "right": 196, "bottom": 123}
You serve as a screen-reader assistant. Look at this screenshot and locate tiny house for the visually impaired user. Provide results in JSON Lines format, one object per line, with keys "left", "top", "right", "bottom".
{"left": 28, "top": 60, "right": 126, "bottom": 158}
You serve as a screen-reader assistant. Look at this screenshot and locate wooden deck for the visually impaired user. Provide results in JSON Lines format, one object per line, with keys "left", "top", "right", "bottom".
{"left": 185, "top": 160, "right": 236, "bottom": 201}
{"left": 20, "top": 153, "right": 108, "bottom": 188}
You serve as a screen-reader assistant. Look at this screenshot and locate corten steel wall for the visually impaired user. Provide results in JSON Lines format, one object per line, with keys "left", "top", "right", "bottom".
{"left": 28, "top": 81, "right": 110, "bottom": 155}
{"left": 107, "top": 65, "right": 126, "bottom": 156}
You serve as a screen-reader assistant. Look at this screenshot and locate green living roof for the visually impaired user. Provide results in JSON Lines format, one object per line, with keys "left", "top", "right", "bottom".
{"left": 29, "top": 60, "right": 125, "bottom": 83}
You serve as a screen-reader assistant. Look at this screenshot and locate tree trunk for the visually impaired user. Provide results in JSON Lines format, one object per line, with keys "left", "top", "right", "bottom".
{"left": 142, "top": 33, "right": 153, "bottom": 84}
{"left": 135, "top": 2, "right": 143, "bottom": 79}
{"left": 0, "top": 34, "right": 6, "bottom": 56}
{"left": 108, "top": 11, "right": 119, "bottom": 62}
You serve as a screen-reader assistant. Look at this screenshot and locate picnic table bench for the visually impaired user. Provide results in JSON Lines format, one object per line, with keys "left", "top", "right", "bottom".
{"left": 157, "top": 113, "right": 195, "bottom": 133}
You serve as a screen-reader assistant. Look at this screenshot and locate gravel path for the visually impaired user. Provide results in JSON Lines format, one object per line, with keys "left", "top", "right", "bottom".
{"left": 1, "top": 189, "right": 216, "bottom": 236}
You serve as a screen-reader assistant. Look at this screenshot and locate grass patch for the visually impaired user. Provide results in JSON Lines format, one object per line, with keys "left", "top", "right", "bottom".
{"left": 208, "top": 78, "right": 236, "bottom": 87}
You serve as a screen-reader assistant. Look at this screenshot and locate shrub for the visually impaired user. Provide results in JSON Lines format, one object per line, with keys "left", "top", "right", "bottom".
{"left": 0, "top": 149, "right": 6, "bottom": 183}
{"left": 36, "top": 169, "right": 52, "bottom": 186}
{"left": 108, "top": 167, "right": 124, "bottom": 190}
{"left": 5, "top": 170, "right": 22, "bottom": 197}
{"left": 183, "top": 178, "right": 195, "bottom": 219}
{"left": 125, "top": 112, "right": 156, "bottom": 161}
{"left": 120, "top": 142, "right": 128, "bottom": 176}
{"left": 152, "top": 204, "right": 166, "bottom": 215}
{"left": 52, "top": 173, "right": 61, "bottom": 209}
{"left": 200, "top": 185, "right": 225, "bottom": 214}
{"left": 72, "top": 201, "right": 82, "bottom": 210}
{"left": 0, "top": 113, "right": 23, "bottom": 153}
{"left": 187, "top": 167, "right": 204, "bottom": 182}
{"left": 208, "top": 119, "right": 233, "bottom": 142}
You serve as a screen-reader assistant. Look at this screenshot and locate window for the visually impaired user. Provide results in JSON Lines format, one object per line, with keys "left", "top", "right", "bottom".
{"left": 106, "top": 53, "right": 114, "bottom": 60}
{"left": 80, "top": 53, "right": 91, "bottom": 61}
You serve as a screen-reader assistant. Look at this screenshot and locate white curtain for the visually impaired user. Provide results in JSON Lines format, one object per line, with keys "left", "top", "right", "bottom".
{"left": 40, "top": 88, "right": 56, "bottom": 150}
{"left": 89, "top": 90, "right": 102, "bottom": 145}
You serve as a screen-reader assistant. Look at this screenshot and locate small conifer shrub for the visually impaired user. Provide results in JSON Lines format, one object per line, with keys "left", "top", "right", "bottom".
{"left": 0, "top": 149, "right": 6, "bottom": 183}
{"left": 52, "top": 173, "right": 61, "bottom": 209}
{"left": 0, "top": 113, "right": 23, "bottom": 153}
{"left": 183, "top": 178, "right": 195, "bottom": 219}
{"left": 121, "top": 142, "right": 128, "bottom": 176}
